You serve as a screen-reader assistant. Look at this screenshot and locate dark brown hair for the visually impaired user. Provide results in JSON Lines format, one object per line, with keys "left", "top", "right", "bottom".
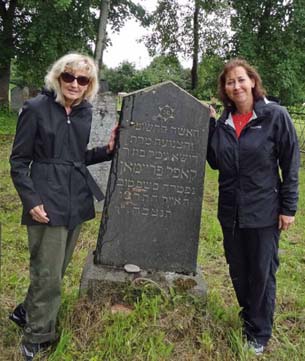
{"left": 218, "top": 58, "right": 266, "bottom": 110}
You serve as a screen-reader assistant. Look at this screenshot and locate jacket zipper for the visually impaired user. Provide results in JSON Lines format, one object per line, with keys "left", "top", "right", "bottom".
{"left": 67, "top": 113, "right": 72, "bottom": 227}
{"left": 234, "top": 116, "right": 262, "bottom": 230}
{"left": 220, "top": 122, "right": 239, "bottom": 234}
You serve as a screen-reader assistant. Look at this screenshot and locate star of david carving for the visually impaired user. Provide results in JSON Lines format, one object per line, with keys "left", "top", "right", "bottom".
{"left": 157, "top": 104, "right": 175, "bottom": 122}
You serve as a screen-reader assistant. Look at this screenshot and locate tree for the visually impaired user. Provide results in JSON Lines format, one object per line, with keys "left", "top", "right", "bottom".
{"left": 94, "top": 0, "right": 150, "bottom": 78}
{"left": 0, "top": 0, "right": 22, "bottom": 105}
{"left": 0, "top": 0, "right": 150, "bottom": 106}
{"left": 143, "top": 0, "right": 231, "bottom": 91}
{"left": 104, "top": 55, "right": 190, "bottom": 94}
{"left": 95, "top": 0, "right": 111, "bottom": 78}
{"left": 104, "top": 61, "right": 150, "bottom": 93}
{"left": 15, "top": 0, "right": 95, "bottom": 90}
{"left": 143, "top": 55, "right": 191, "bottom": 90}
{"left": 195, "top": 54, "right": 224, "bottom": 101}
{"left": 0, "top": 0, "right": 88, "bottom": 106}
{"left": 231, "top": 0, "right": 305, "bottom": 105}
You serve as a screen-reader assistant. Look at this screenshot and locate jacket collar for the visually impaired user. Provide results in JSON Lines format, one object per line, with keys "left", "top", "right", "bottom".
{"left": 252, "top": 97, "right": 271, "bottom": 118}
{"left": 41, "top": 88, "right": 92, "bottom": 110}
{"left": 224, "top": 111, "right": 257, "bottom": 129}
{"left": 219, "top": 97, "right": 271, "bottom": 126}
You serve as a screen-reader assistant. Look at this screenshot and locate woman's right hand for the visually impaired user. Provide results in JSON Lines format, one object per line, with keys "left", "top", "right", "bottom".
{"left": 29, "top": 204, "right": 49, "bottom": 223}
{"left": 106, "top": 123, "right": 119, "bottom": 154}
{"left": 209, "top": 105, "right": 217, "bottom": 119}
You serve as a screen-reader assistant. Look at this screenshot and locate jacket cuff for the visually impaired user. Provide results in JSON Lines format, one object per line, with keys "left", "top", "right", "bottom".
{"left": 85, "top": 146, "right": 114, "bottom": 165}
{"left": 279, "top": 208, "right": 296, "bottom": 216}
{"left": 101, "top": 145, "right": 114, "bottom": 161}
{"left": 23, "top": 194, "right": 43, "bottom": 214}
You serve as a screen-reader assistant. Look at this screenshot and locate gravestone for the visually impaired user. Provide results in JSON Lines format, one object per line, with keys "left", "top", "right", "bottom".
{"left": 94, "top": 81, "right": 209, "bottom": 274}
{"left": 88, "top": 92, "right": 117, "bottom": 211}
{"left": 11, "top": 86, "right": 29, "bottom": 112}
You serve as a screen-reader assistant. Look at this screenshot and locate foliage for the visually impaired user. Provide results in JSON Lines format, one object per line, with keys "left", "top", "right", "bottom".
{"left": 143, "top": 0, "right": 181, "bottom": 57}
{"left": 143, "top": 0, "right": 231, "bottom": 90}
{"left": 107, "top": 0, "right": 151, "bottom": 34}
{"left": 144, "top": 0, "right": 230, "bottom": 58}
{"left": 2, "top": 1, "right": 305, "bottom": 106}
{"left": 14, "top": 0, "right": 95, "bottom": 89}
{"left": 142, "top": 55, "right": 191, "bottom": 90}
{"left": 0, "top": 108, "right": 17, "bottom": 135}
{"left": 230, "top": 0, "right": 305, "bottom": 105}
{"left": 104, "top": 55, "right": 191, "bottom": 94}
{"left": 104, "top": 61, "right": 150, "bottom": 94}
{"left": 0, "top": 0, "right": 150, "bottom": 104}
{"left": 95, "top": 0, "right": 151, "bottom": 77}
{"left": 195, "top": 54, "right": 224, "bottom": 101}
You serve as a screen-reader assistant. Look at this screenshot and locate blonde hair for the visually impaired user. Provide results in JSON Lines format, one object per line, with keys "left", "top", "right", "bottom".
{"left": 45, "top": 52, "right": 99, "bottom": 106}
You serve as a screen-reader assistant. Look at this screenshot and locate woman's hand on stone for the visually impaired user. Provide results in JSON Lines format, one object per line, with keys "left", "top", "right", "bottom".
{"left": 29, "top": 204, "right": 50, "bottom": 223}
{"left": 106, "top": 124, "right": 119, "bottom": 154}
{"left": 209, "top": 105, "right": 217, "bottom": 119}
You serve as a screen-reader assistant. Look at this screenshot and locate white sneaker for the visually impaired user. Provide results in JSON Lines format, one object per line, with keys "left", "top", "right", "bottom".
{"left": 247, "top": 341, "right": 264, "bottom": 355}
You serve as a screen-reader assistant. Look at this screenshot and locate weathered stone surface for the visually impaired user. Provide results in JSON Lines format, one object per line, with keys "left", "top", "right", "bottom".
{"left": 95, "top": 81, "right": 209, "bottom": 274}
{"left": 80, "top": 250, "right": 207, "bottom": 301}
{"left": 11, "top": 86, "right": 29, "bottom": 112}
{"left": 88, "top": 92, "right": 117, "bottom": 211}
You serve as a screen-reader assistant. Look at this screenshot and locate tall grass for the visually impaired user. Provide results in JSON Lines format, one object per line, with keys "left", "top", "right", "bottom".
{"left": 1, "top": 109, "right": 305, "bottom": 360}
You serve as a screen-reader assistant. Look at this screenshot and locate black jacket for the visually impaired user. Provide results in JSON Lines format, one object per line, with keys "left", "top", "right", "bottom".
{"left": 10, "top": 90, "right": 112, "bottom": 229}
{"left": 207, "top": 98, "right": 299, "bottom": 228}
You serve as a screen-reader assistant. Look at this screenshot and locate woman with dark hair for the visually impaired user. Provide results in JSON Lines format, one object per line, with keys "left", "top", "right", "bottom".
{"left": 9, "top": 53, "right": 118, "bottom": 360}
{"left": 208, "top": 58, "right": 299, "bottom": 354}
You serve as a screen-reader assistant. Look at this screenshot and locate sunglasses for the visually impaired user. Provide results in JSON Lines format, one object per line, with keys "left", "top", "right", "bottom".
{"left": 60, "top": 72, "right": 90, "bottom": 86}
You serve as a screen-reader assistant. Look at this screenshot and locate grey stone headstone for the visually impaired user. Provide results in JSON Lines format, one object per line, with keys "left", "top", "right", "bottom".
{"left": 99, "top": 79, "right": 109, "bottom": 93}
{"left": 94, "top": 81, "right": 209, "bottom": 274}
{"left": 88, "top": 92, "right": 117, "bottom": 211}
{"left": 11, "top": 86, "right": 29, "bottom": 112}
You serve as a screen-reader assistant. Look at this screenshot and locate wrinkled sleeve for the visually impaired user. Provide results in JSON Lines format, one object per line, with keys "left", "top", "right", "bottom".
{"left": 278, "top": 108, "right": 300, "bottom": 216}
{"left": 85, "top": 146, "right": 113, "bottom": 165}
{"left": 10, "top": 102, "right": 42, "bottom": 213}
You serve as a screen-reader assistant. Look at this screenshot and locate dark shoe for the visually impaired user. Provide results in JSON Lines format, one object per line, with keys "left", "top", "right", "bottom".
{"left": 20, "top": 341, "right": 51, "bottom": 361}
{"left": 9, "top": 303, "right": 27, "bottom": 328}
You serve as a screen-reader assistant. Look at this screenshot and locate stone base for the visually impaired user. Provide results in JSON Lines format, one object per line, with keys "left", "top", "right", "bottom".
{"left": 80, "top": 250, "right": 207, "bottom": 302}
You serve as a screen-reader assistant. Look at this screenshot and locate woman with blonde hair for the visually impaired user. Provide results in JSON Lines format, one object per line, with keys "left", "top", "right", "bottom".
{"left": 9, "top": 52, "right": 118, "bottom": 360}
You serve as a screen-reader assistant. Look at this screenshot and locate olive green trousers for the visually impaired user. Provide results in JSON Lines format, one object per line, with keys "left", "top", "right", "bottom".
{"left": 23, "top": 225, "right": 81, "bottom": 344}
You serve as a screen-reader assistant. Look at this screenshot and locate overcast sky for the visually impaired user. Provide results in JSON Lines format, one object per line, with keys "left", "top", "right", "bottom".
{"left": 103, "top": 0, "right": 191, "bottom": 70}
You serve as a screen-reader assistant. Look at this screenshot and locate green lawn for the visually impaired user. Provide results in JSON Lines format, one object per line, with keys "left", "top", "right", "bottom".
{"left": 0, "top": 110, "right": 304, "bottom": 360}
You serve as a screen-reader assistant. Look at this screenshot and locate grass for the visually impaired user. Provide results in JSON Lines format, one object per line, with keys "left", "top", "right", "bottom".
{"left": 1, "top": 109, "right": 305, "bottom": 360}
{"left": 0, "top": 109, "right": 18, "bottom": 135}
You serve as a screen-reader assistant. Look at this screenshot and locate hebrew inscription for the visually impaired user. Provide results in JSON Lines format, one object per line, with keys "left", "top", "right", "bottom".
{"left": 115, "top": 105, "right": 201, "bottom": 220}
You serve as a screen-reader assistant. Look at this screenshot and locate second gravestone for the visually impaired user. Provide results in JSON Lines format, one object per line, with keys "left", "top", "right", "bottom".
{"left": 94, "top": 81, "right": 209, "bottom": 274}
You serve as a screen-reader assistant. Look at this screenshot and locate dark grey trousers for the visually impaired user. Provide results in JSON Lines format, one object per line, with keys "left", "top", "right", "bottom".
{"left": 222, "top": 225, "right": 280, "bottom": 346}
{"left": 23, "top": 225, "right": 81, "bottom": 344}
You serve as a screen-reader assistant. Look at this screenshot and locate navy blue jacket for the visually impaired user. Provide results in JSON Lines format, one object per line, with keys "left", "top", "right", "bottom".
{"left": 10, "top": 90, "right": 113, "bottom": 229}
{"left": 207, "top": 98, "right": 299, "bottom": 228}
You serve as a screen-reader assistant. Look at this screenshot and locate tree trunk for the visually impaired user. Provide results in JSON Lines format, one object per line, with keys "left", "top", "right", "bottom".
{"left": 0, "top": 0, "right": 17, "bottom": 107}
{"left": 0, "top": 63, "right": 11, "bottom": 107}
{"left": 95, "top": 0, "right": 111, "bottom": 79}
{"left": 191, "top": 0, "right": 199, "bottom": 90}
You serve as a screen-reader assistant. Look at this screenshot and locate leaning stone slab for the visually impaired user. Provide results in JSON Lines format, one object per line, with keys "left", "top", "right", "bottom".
{"left": 88, "top": 92, "right": 117, "bottom": 211}
{"left": 11, "top": 86, "right": 29, "bottom": 112}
